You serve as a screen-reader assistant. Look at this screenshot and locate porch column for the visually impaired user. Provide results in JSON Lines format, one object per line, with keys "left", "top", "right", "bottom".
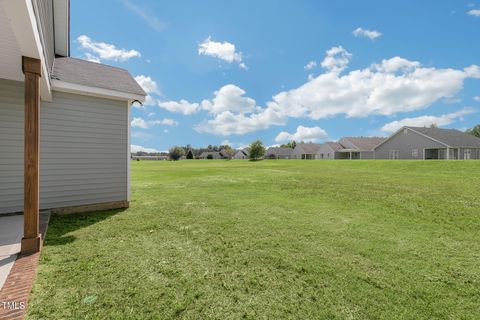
{"left": 21, "top": 56, "right": 42, "bottom": 254}
{"left": 446, "top": 147, "right": 450, "bottom": 160}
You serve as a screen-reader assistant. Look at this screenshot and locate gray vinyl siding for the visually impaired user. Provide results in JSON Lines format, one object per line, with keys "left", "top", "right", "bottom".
{"left": 317, "top": 144, "right": 336, "bottom": 159}
{"left": 360, "top": 151, "right": 374, "bottom": 159}
{"left": 32, "top": 0, "right": 55, "bottom": 74}
{"left": 374, "top": 128, "right": 445, "bottom": 159}
{"left": 0, "top": 79, "right": 129, "bottom": 214}
{"left": 0, "top": 79, "right": 24, "bottom": 214}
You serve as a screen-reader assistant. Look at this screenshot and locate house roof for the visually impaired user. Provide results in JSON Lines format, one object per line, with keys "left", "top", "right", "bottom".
{"left": 200, "top": 151, "right": 221, "bottom": 157}
{"left": 296, "top": 143, "right": 322, "bottom": 154}
{"left": 341, "top": 137, "right": 387, "bottom": 151}
{"left": 266, "top": 147, "right": 293, "bottom": 156}
{"left": 325, "top": 142, "right": 343, "bottom": 152}
{"left": 407, "top": 126, "right": 480, "bottom": 147}
{"left": 51, "top": 57, "right": 146, "bottom": 97}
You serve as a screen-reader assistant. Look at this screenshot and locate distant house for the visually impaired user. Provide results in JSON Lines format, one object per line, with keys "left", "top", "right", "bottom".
{"left": 316, "top": 142, "right": 344, "bottom": 159}
{"left": 292, "top": 143, "right": 322, "bottom": 159}
{"left": 265, "top": 147, "right": 293, "bottom": 159}
{"left": 337, "top": 137, "right": 387, "bottom": 160}
{"left": 199, "top": 151, "right": 223, "bottom": 159}
{"left": 219, "top": 149, "right": 233, "bottom": 159}
{"left": 234, "top": 148, "right": 250, "bottom": 159}
{"left": 374, "top": 126, "right": 480, "bottom": 160}
{"left": 131, "top": 156, "right": 168, "bottom": 161}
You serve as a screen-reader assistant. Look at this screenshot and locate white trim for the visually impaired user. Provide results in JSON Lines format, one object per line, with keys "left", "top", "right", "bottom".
{"left": 1, "top": 0, "right": 52, "bottom": 101}
{"left": 52, "top": 79, "right": 146, "bottom": 103}
{"left": 127, "top": 101, "right": 131, "bottom": 201}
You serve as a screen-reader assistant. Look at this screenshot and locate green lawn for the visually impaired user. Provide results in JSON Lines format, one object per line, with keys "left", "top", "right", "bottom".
{"left": 27, "top": 160, "right": 480, "bottom": 319}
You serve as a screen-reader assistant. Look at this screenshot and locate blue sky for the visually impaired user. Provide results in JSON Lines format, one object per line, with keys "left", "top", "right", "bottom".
{"left": 71, "top": 0, "right": 480, "bottom": 152}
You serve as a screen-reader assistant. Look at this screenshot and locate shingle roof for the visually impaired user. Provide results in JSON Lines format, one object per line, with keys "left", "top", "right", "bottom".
{"left": 51, "top": 57, "right": 146, "bottom": 96}
{"left": 325, "top": 142, "right": 343, "bottom": 152}
{"left": 341, "top": 137, "right": 387, "bottom": 151}
{"left": 266, "top": 147, "right": 293, "bottom": 156}
{"left": 407, "top": 127, "right": 480, "bottom": 147}
{"left": 297, "top": 143, "right": 322, "bottom": 153}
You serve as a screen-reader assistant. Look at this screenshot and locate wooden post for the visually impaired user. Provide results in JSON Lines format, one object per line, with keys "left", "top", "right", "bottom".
{"left": 21, "top": 56, "right": 42, "bottom": 254}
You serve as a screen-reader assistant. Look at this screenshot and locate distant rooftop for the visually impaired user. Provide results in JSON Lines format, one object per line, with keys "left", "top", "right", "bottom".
{"left": 407, "top": 126, "right": 480, "bottom": 148}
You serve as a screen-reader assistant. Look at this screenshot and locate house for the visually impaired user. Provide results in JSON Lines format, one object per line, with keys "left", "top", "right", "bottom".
{"left": 199, "top": 151, "right": 223, "bottom": 159}
{"left": 374, "top": 126, "right": 480, "bottom": 160}
{"left": 234, "top": 148, "right": 250, "bottom": 159}
{"left": 0, "top": 0, "right": 145, "bottom": 253}
{"left": 265, "top": 147, "right": 293, "bottom": 159}
{"left": 316, "top": 142, "right": 344, "bottom": 159}
{"left": 337, "top": 137, "right": 387, "bottom": 159}
{"left": 292, "top": 143, "right": 322, "bottom": 159}
{"left": 219, "top": 149, "right": 233, "bottom": 159}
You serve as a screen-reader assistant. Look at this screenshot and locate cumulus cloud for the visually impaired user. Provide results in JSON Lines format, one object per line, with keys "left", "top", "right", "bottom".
{"left": 304, "top": 61, "right": 317, "bottom": 70}
{"left": 275, "top": 126, "right": 328, "bottom": 143}
{"left": 467, "top": 9, "right": 480, "bottom": 17}
{"left": 320, "top": 46, "right": 352, "bottom": 73}
{"left": 131, "top": 117, "right": 178, "bottom": 129}
{"left": 353, "top": 27, "right": 382, "bottom": 40}
{"left": 134, "top": 75, "right": 161, "bottom": 106}
{"left": 380, "top": 107, "right": 476, "bottom": 133}
{"left": 158, "top": 100, "right": 200, "bottom": 115}
{"left": 77, "top": 35, "right": 141, "bottom": 62}
{"left": 269, "top": 48, "right": 478, "bottom": 120}
{"left": 198, "top": 37, "right": 247, "bottom": 69}
{"left": 474, "top": 96, "right": 480, "bottom": 102}
{"left": 200, "top": 85, "right": 257, "bottom": 114}
{"left": 158, "top": 47, "right": 480, "bottom": 137}
{"left": 194, "top": 108, "right": 286, "bottom": 136}
{"left": 131, "top": 144, "right": 160, "bottom": 153}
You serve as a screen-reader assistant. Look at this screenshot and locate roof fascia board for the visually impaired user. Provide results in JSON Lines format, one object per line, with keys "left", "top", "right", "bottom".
{"left": 52, "top": 79, "right": 146, "bottom": 103}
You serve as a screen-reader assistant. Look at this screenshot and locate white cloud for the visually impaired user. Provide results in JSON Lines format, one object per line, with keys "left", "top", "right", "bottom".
{"left": 275, "top": 125, "right": 328, "bottom": 143}
{"left": 474, "top": 96, "right": 480, "bottom": 102}
{"left": 353, "top": 27, "right": 382, "bottom": 40}
{"left": 77, "top": 35, "right": 141, "bottom": 62}
{"left": 131, "top": 117, "right": 148, "bottom": 129}
{"left": 464, "top": 65, "right": 480, "bottom": 78}
{"left": 198, "top": 37, "right": 247, "bottom": 69}
{"left": 304, "top": 61, "right": 317, "bottom": 70}
{"left": 158, "top": 100, "right": 200, "bottom": 115}
{"left": 131, "top": 117, "right": 178, "bottom": 129}
{"left": 200, "top": 84, "right": 256, "bottom": 115}
{"left": 194, "top": 108, "right": 286, "bottom": 136}
{"left": 131, "top": 144, "right": 160, "bottom": 153}
{"left": 122, "top": 0, "right": 166, "bottom": 32}
{"left": 134, "top": 75, "right": 161, "bottom": 106}
{"left": 380, "top": 107, "right": 476, "bottom": 133}
{"left": 147, "top": 112, "right": 156, "bottom": 117}
{"left": 269, "top": 48, "right": 478, "bottom": 120}
{"left": 84, "top": 53, "right": 101, "bottom": 63}
{"left": 320, "top": 46, "right": 352, "bottom": 73}
{"left": 467, "top": 9, "right": 480, "bottom": 17}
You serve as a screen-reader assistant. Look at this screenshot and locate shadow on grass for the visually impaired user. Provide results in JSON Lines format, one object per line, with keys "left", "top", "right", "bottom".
{"left": 44, "top": 208, "right": 127, "bottom": 246}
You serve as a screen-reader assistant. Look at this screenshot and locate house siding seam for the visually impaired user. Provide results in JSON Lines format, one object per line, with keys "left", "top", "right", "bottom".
{"left": 0, "top": 79, "right": 128, "bottom": 215}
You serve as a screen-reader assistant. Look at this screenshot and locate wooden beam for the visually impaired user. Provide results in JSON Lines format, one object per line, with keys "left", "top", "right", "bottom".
{"left": 21, "top": 56, "right": 42, "bottom": 254}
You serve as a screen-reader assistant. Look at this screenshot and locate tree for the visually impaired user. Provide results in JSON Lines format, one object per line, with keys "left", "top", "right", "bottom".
{"left": 186, "top": 149, "right": 194, "bottom": 159}
{"left": 222, "top": 146, "right": 235, "bottom": 159}
{"left": 280, "top": 141, "right": 297, "bottom": 149}
{"left": 466, "top": 124, "right": 480, "bottom": 138}
{"left": 169, "top": 146, "right": 185, "bottom": 161}
{"left": 249, "top": 140, "right": 265, "bottom": 161}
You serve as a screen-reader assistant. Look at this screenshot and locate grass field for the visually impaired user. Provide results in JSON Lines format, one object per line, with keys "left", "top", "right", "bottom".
{"left": 27, "top": 160, "right": 480, "bottom": 319}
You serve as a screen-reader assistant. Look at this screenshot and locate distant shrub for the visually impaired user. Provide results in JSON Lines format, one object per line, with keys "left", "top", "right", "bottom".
{"left": 207, "top": 154, "right": 213, "bottom": 160}
{"left": 249, "top": 140, "right": 265, "bottom": 161}
{"left": 169, "top": 146, "right": 185, "bottom": 161}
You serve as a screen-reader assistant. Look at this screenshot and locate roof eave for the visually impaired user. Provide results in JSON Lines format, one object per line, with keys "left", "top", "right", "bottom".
{"left": 52, "top": 79, "right": 146, "bottom": 103}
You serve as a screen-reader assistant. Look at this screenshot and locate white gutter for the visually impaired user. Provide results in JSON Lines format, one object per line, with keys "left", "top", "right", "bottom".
{"left": 52, "top": 79, "right": 146, "bottom": 103}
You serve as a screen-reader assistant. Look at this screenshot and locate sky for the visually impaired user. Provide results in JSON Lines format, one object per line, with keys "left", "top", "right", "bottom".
{"left": 70, "top": 0, "right": 480, "bottom": 152}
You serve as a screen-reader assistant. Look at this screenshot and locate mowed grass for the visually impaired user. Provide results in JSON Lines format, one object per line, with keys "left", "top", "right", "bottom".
{"left": 27, "top": 160, "right": 480, "bottom": 319}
